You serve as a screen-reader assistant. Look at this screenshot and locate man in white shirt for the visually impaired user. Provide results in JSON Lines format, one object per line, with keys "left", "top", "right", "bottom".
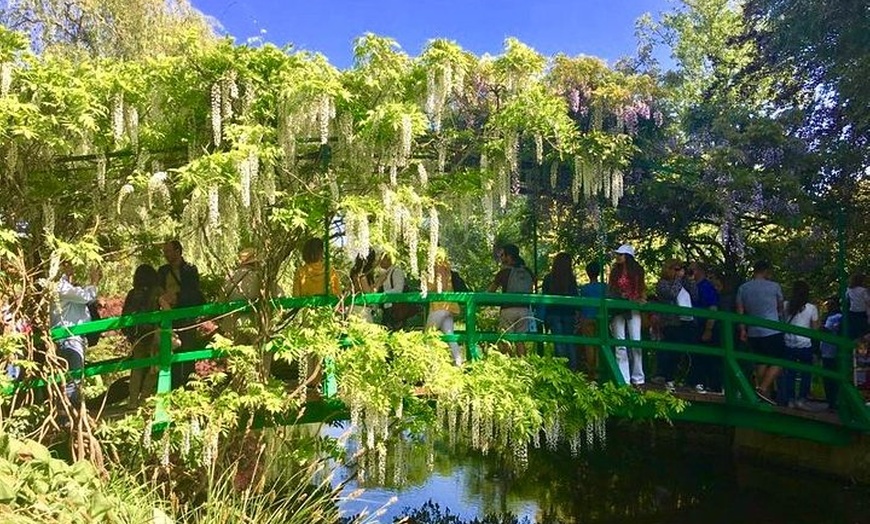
{"left": 51, "top": 260, "right": 102, "bottom": 403}
{"left": 376, "top": 252, "right": 406, "bottom": 330}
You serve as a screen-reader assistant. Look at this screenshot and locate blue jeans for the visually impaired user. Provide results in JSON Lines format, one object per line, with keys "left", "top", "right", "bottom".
{"left": 548, "top": 314, "right": 577, "bottom": 371}
{"left": 782, "top": 345, "right": 813, "bottom": 403}
{"left": 58, "top": 337, "right": 85, "bottom": 404}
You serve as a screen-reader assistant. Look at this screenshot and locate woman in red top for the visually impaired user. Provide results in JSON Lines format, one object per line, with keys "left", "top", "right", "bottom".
{"left": 607, "top": 244, "right": 646, "bottom": 385}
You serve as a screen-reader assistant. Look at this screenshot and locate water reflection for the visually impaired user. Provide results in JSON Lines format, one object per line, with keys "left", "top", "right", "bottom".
{"left": 329, "top": 423, "right": 870, "bottom": 523}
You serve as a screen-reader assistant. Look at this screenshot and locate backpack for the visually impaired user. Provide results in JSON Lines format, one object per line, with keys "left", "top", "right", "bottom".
{"left": 506, "top": 266, "right": 533, "bottom": 294}
{"left": 451, "top": 270, "right": 469, "bottom": 292}
{"left": 85, "top": 302, "right": 101, "bottom": 346}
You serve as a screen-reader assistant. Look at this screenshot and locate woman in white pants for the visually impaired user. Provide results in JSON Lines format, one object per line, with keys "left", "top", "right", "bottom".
{"left": 427, "top": 251, "right": 463, "bottom": 366}
{"left": 607, "top": 244, "right": 647, "bottom": 385}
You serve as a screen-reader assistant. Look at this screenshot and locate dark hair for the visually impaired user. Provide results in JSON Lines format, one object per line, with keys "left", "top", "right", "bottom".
{"left": 787, "top": 280, "right": 810, "bottom": 318}
{"left": 351, "top": 251, "right": 377, "bottom": 278}
{"left": 849, "top": 273, "right": 866, "bottom": 288}
{"left": 301, "top": 238, "right": 324, "bottom": 263}
{"left": 132, "top": 264, "right": 158, "bottom": 289}
{"left": 502, "top": 244, "right": 520, "bottom": 261}
{"left": 753, "top": 260, "right": 771, "bottom": 273}
{"left": 585, "top": 260, "right": 601, "bottom": 279}
{"left": 547, "top": 252, "right": 576, "bottom": 295}
{"left": 166, "top": 239, "right": 183, "bottom": 254}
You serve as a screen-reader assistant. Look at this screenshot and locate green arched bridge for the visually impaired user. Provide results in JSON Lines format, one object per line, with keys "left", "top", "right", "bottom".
{"left": 26, "top": 292, "right": 870, "bottom": 445}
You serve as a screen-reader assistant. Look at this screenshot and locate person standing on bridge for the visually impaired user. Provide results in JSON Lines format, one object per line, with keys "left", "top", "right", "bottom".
{"left": 736, "top": 260, "right": 785, "bottom": 405}
{"left": 427, "top": 249, "right": 464, "bottom": 366}
{"left": 488, "top": 244, "right": 534, "bottom": 357}
{"left": 607, "top": 244, "right": 646, "bottom": 386}
{"left": 655, "top": 260, "right": 698, "bottom": 393}
{"left": 781, "top": 280, "right": 820, "bottom": 409}
{"left": 157, "top": 239, "right": 205, "bottom": 389}
{"left": 542, "top": 252, "right": 579, "bottom": 371}
{"left": 51, "top": 259, "right": 102, "bottom": 405}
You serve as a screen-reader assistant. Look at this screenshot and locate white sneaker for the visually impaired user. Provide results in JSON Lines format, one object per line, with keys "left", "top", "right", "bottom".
{"left": 694, "top": 384, "right": 707, "bottom": 395}
{"left": 665, "top": 381, "right": 676, "bottom": 393}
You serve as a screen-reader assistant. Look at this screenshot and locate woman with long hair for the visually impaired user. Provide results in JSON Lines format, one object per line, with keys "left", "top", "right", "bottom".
{"left": 542, "top": 252, "right": 579, "bottom": 370}
{"left": 122, "top": 264, "right": 160, "bottom": 407}
{"left": 350, "top": 251, "right": 377, "bottom": 322}
{"left": 782, "top": 280, "right": 820, "bottom": 408}
{"left": 654, "top": 259, "right": 698, "bottom": 392}
{"left": 427, "top": 249, "right": 463, "bottom": 366}
{"left": 607, "top": 244, "right": 646, "bottom": 385}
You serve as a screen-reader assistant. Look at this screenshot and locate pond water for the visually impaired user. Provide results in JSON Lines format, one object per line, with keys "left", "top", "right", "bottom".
{"left": 330, "top": 422, "right": 870, "bottom": 524}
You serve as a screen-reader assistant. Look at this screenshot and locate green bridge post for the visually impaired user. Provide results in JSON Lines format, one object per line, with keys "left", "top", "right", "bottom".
{"left": 465, "top": 295, "right": 481, "bottom": 361}
{"left": 155, "top": 318, "right": 173, "bottom": 425}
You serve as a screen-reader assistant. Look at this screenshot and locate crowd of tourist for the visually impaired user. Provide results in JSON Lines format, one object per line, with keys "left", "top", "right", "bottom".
{"left": 34, "top": 237, "right": 870, "bottom": 411}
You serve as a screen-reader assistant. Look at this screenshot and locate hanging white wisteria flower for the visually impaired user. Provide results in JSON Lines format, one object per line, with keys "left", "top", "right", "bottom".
{"left": 239, "top": 152, "right": 259, "bottom": 209}
{"left": 389, "top": 163, "right": 398, "bottom": 186}
{"left": 126, "top": 106, "right": 139, "bottom": 149}
{"left": 534, "top": 133, "right": 543, "bottom": 165}
{"left": 480, "top": 151, "right": 488, "bottom": 172}
{"left": 482, "top": 181, "right": 494, "bottom": 238}
{"left": 437, "top": 142, "right": 446, "bottom": 174}
{"left": 42, "top": 203, "right": 55, "bottom": 235}
{"left": 96, "top": 154, "right": 107, "bottom": 190}
{"left": 117, "top": 183, "right": 135, "bottom": 214}
{"left": 417, "top": 162, "right": 428, "bottom": 187}
{"left": 345, "top": 209, "right": 371, "bottom": 262}
{"left": 400, "top": 114, "right": 413, "bottom": 164}
{"left": 318, "top": 95, "right": 331, "bottom": 145}
{"left": 112, "top": 93, "right": 125, "bottom": 143}
{"left": 506, "top": 132, "right": 520, "bottom": 175}
{"left": 210, "top": 82, "right": 222, "bottom": 147}
{"left": 610, "top": 169, "right": 625, "bottom": 207}
{"left": 497, "top": 166, "right": 508, "bottom": 209}
{"left": 0, "top": 62, "right": 12, "bottom": 97}
{"left": 148, "top": 171, "right": 169, "bottom": 207}
{"left": 207, "top": 185, "right": 220, "bottom": 227}
{"left": 427, "top": 207, "right": 439, "bottom": 280}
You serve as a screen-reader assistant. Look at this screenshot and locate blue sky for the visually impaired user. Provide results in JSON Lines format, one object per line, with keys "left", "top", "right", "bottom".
{"left": 190, "top": 0, "right": 672, "bottom": 69}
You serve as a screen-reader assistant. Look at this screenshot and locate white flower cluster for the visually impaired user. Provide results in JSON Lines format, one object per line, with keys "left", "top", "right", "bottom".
{"left": 210, "top": 82, "right": 222, "bottom": 147}
{"left": 147, "top": 171, "right": 169, "bottom": 208}
{"left": 318, "top": 94, "right": 334, "bottom": 145}
{"left": 95, "top": 154, "right": 106, "bottom": 190}
{"left": 550, "top": 161, "right": 559, "bottom": 190}
{"left": 42, "top": 203, "right": 55, "bottom": 235}
{"left": 112, "top": 93, "right": 125, "bottom": 143}
{"left": 425, "top": 66, "right": 452, "bottom": 132}
{"left": 534, "top": 133, "right": 544, "bottom": 165}
{"left": 126, "top": 106, "right": 139, "bottom": 148}
{"left": 238, "top": 151, "right": 259, "bottom": 209}
{"left": 427, "top": 207, "right": 439, "bottom": 284}
{"left": 117, "top": 183, "right": 134, "bottom": 214}
{"left": 497, "top": 166, "right": 508, "bottom": 209}
{"left": 1, "top": 62, "right": 12, "bottom": 97}
{"left": 389, "top": 163, "right": 397, "bottom": 186}
{"left": 400, "top": 114, "right": 413, "bottom": 161}
{"left": 345, "top": 209, "right": 371, "bottom": 263}
{"left": 207, "top": 185, "right": 220, "bottom": 227}
{"left": 506, "top": 132, "right": 520, "bottom": 175}
{"left": 417, "top": 162, "right": 428, "bottom": 187}
{"left": 482, "top": 181, "right": 494, "bottom": 240}
{"left": 573, "top": 157, "right": 626, "bottom": 207}
{"left": 437, "top": 142, "right": 446, "bottom": 175}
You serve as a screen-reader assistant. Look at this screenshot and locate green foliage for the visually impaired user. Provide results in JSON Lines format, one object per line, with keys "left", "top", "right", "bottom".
{"left": 0, "top": 431, "right": 164, "bottom": 523}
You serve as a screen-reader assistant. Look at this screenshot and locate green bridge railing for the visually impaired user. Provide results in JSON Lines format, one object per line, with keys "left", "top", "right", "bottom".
{"left": 28, "top": 292, "right": 870, "bottom": 445}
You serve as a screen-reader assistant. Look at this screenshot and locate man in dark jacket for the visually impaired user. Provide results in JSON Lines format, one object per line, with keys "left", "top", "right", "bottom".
{"left": 158, "top": 240, "right": 204, "bottom": 388}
